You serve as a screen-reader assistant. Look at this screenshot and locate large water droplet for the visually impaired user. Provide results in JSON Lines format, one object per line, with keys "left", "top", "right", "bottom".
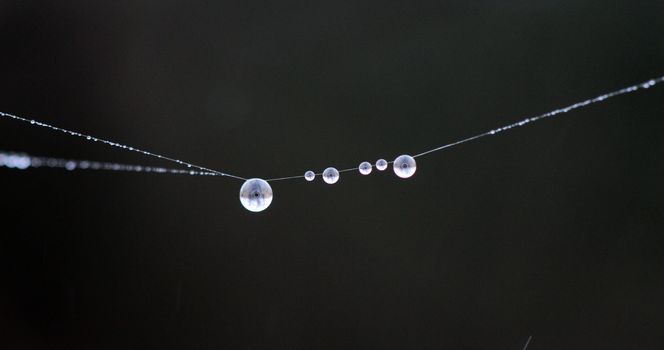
{"left": 393, "top": 155, "right": 416, "bottom": 178}
{"left": 239, "top": 178, "right": 273, "bottom": 212}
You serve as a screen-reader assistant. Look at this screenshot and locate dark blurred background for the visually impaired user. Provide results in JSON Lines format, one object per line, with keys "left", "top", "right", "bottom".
{"left": 1, "top": 1, "right": 664, "bottom": 349}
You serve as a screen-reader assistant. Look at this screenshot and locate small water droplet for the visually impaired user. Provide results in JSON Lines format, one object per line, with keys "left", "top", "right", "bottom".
{"left": 358, "top": 161, "right": 372, "bottom": 175}
{"left": 376, "top": 159, "right": 388, "bottom": 171}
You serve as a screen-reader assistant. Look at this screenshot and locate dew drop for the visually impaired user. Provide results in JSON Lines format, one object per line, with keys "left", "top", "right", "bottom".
{"left": 304, "top": 170, "right": 315, "bottom": 182}
{"left": 239, "top": 178, "right": 273, "bottom": 212}
{"left": 65, "top": 161, "right": 76, "bottom": 171}
{"left": 376, "top": 159, "right": 388, "bottom": 171}
{"left": 358, "top": 161, "right": 372, "bottom": 175}
{"left": 5, "top": 154, "right": 31, "bottom": 169}
{"left": 322, "top": 167, "right": 339, "bottom": 184}
{"left": 393, "top": 154, "right": 416, "bottom": 178}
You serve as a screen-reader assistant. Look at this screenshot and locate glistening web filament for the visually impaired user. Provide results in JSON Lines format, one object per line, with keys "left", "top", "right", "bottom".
{"left": 1, "top": 75, "right": 663, "bottom": 212}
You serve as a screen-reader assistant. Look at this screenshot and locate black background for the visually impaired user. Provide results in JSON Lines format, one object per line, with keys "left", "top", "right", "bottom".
{"left": 2, "top": 1, "right": 664, "bottom": 349}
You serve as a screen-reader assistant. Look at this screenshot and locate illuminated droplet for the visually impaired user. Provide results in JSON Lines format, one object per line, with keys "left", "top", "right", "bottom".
{"left": 304, "top": 171, "right": 315, "bottom": 182}
{"left": 4, "top": 154, "right": 31, "bottom": 170}
{"left": 65, "top": 161, "right": 77, "bottom": 171}
{"left": 393, "top": 154, "right": 416, "bottom": 178}
{"left": 322, "top": 167, "right": 339, "bottom": 184}
{"left": 376, "top": 159, "right": 388, "bottom": 171}
{"left": 239, "top": 178, "right": 273, "bottom": 212}
{"left": 359, "top": 161, "right": 372, "bottom": 175}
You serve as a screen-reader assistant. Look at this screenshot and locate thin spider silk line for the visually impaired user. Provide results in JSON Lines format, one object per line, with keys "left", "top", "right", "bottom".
{"left": 0, "top": 151, "right": 219, "bottom": 176}
{"left": 0, "top": 111, "right": 246, "bottom": 181}
{"left": 1, "top": 75, "right": 663, "bottom": 183}
{"left": 412, "top": 76, "right": 664, "bottom": 158}
{"left": 522, "top": 336, "right": 533, "bottom": 350}
{"left": 265, "top": 75, "right": 664, "bottom": 181}
{"left": 265, "top": 167, "right": 360, "bottom": 181}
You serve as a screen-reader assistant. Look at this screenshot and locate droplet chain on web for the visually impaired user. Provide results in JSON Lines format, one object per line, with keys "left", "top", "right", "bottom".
{"left": 0, "top": 151, "right": 218, "bottom": 176}
{"left": 411, "top": 76, "right": 664, "bottom": 158}
{"left": 0, "top": 111, "right": 245, "bottom": 181}
{"left": 267, "top": 75, "right": 663, "bottom": 181}
{"left": 1, "top": 75, "right": 663, "bottom": 212}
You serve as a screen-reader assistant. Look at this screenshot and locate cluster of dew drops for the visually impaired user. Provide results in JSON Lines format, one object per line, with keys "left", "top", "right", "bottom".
{"left": 239, "top": 154, "right": 416, "bottom": 212}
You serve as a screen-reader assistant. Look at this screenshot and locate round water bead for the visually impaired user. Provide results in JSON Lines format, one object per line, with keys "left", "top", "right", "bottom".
{"left": 322, "top": 167, "right": 339, "bottom": 184}
{"left": 358, "top": 161, "right": 372, "bottom": 175}
{"left": 376, "top": 159, "right": 388, "bottom": 171}
{"left": 393, "top": 154, "right": 416, "bottom": 178}
{"left": 239, "top": 178, "right": 273, "bottom": 212}
{"left": 304, "top": 170, "right": 315, "bottom": 182}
